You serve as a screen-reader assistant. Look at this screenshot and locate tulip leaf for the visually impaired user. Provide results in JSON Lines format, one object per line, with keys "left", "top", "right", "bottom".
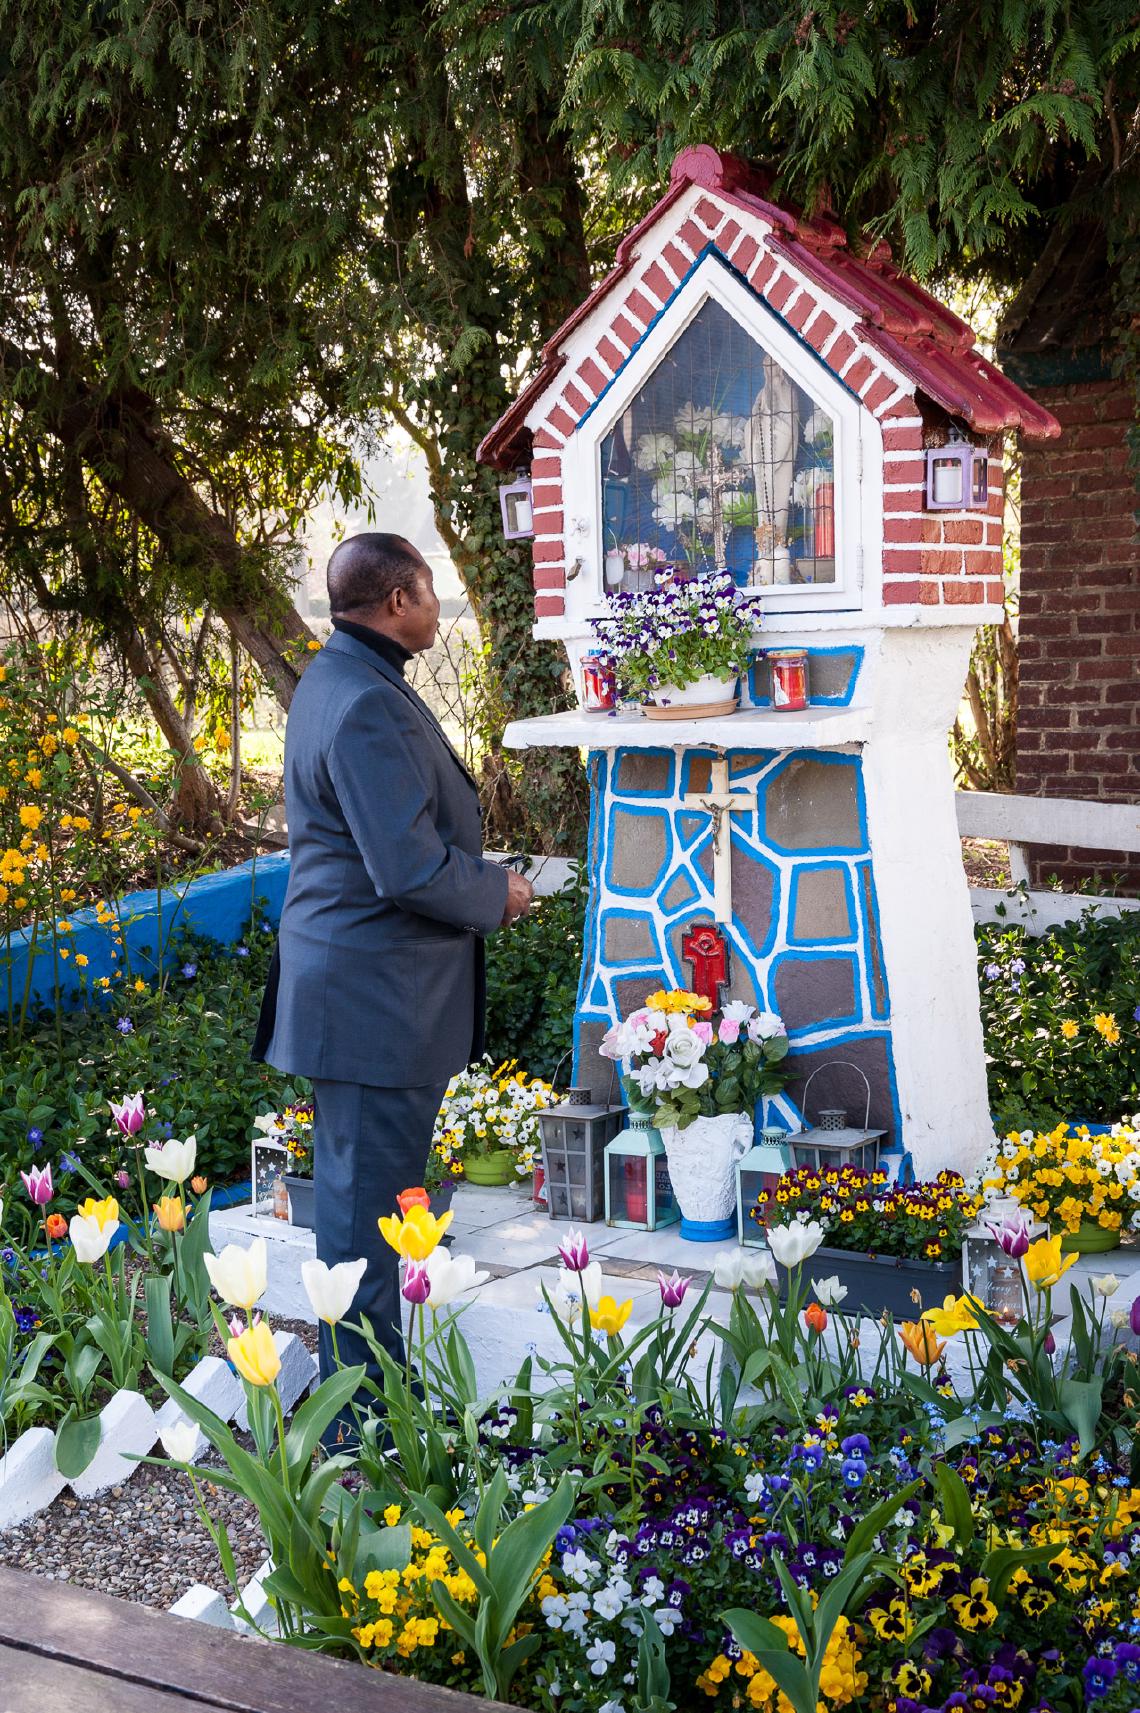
{"left": 931, "top": 1461, "right": 976, "bottom": 1548}
{"left": 55, "top": 1408, "right": 103, "bottom": 1477}
{"left": 843, "top": 1477, "right": 922, "bottom": 1562}
{"left": 356, "top": 1521, "right": 412, "bottom": 1577}
{"left": 144, "top": 1272, "right": 175, "bottom": 1377}
{"left": 283, "top": 1365, "right": 367, "bottom": 1476}
{"left": 1057, "top": 1375, "right": 1103, "bottom": 1460}
{"left": 981, "top": 1541, "right": 1060, "bottom": 1605}
{"left": 941, "top": 1410, "right": 1005, "bottom": 1452}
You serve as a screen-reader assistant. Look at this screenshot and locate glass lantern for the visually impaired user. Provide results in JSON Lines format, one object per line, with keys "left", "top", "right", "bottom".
{"left": 538, "top": 1087, "right": 627, "bottom": 1223}
{"left": 604, "top": 1113, "right": 678, "bottom": 1231}
{"left": 962, "top": 1208, "right": 1047, "bottom": 1326}
{"left": 736, "top": 1126, "right": 796, "bottom": 1246}
{"left": 925, "top": 430, "right": 988, "bottom": 511}
{"left": 498, "top": 474, "right": 534, "bottom": 539}
{"left": 789, "top": 1062, "right": 886, "bottom": 1173}
{"left": 250, "top": 1132, "right": 289, "bottom": 1219}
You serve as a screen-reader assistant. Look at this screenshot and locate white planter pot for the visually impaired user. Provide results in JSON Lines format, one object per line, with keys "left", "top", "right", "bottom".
{"left": 658, "top": 1111, "right": 753, "bottom": 1242}
{"left": 650, "top": 672, "right": 736, "bottom": 709}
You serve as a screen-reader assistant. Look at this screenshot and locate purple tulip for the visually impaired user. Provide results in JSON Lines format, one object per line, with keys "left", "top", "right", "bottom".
{"left": 557, "top": 1228, "right": 590, "bottom": 1273}
{"left": 658, "top": 1270, "right": 691, "bottom": 1309}
{"left": 114, "top": 1169, "right": 131, "bottom": 1190}
{"left": 986, "top": 1210, "right": 1032, "bottom": 1259}
{"left": 20, "top": 1165, "right": 53, "bottom": 1206}
{"left": 110, "top": 1092, "right": 146, "bottom": 1136}
{"left": 401, "top": 1261, "right": 431, "bottom": 1305}
{"left": 1043, "top": 1330, "right": 1056, "bottom": 1356}
{"left": 1130, "top": 1295, "right": 1140, "bottom": 1338}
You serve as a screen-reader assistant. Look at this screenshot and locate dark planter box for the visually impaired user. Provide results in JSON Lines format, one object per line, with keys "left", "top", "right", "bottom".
{"left": 285, "top": 1174, "right": 315, "bottom": 1230}
{"left": 775, "top": 1242, "right": 961, "bottom": 1319}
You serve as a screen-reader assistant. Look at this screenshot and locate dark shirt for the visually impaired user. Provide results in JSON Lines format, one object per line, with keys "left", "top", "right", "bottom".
{"left": 331, "top": 618, "right": 413, "bottom": 678}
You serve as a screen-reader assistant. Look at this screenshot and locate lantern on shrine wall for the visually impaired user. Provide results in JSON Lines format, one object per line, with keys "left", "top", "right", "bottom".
{"left": 925, "top": 429, "right": 989, "bottom": 510}
{"left": 604, "top": 1113, "right": 678, "bottom": 1231}
{"left": 787, "top": 1064, "right": 886, "bottom": 1174}
{"left": 736, "top": 1126, "right": 796, "bottom": 1246}
{"left": 537, "top": 1086, "right": 626, "bottom": 1222}
{"left": 250, "top": 1130, "right": 288, "bottom": 1219}
{"left": 498, "top": 474, "right": 535, "bottom": 539}
{"left": 962, "top": 1204, "right": 1047, "bottom": 1325}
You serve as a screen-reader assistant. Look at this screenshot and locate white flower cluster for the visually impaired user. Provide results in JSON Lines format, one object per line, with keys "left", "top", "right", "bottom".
{"left": 431, "top": 1057, "right": 552, "bottom": 1169}
{"left": 600, "top": 1000, "right": 785, "bottom": 1099}
{"left": 540, "top": 1530, "right": 681, "bottom": 1692}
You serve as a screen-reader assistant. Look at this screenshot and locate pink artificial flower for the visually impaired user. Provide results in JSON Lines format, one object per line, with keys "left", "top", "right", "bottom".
{"left": 20, "top": 1164, "right": 53, "bottom": 1205}
{"left": 402, "top": 1261, "right": 431, "bottom": 1305}
{"left": 692, "top": 1019, "right": 714, "bottom": 1046}
{"left": 558, "top": 1228, "right": 590, "bottom": 1272}
{"left": 718, "top": 1019, "right": 742, "bottom": 1044}
{"left": 658, "top": 1270, "right": 691, "bottom": 1309}
{"left": 110, "top": 1092, "right": 146, "bottom": 1137}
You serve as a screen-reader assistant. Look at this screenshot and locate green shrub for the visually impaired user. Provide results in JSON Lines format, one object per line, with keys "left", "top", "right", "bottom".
{"left": 483, "top": 875, "right": 586, "bottom": 1083}
{"left": 977, "top": 906, "right": 1140, "bottom": 1131}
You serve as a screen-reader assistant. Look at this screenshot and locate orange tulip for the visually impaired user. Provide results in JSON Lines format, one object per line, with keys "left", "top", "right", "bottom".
{"left": 190, "top": 1175, "right": 208, "bottom": 1196}
{"left": 899, "top": 1319, "right": 946, "bottom": 1367}
{"left": 397, "top": 1186, "right": 432, "bottom": 1216}
{"left": 155, "top": 1195, "right": 184, "bottom": 1232}
{"left": 804, "top": 1302, "right": 828, "bottom": 1335}
{"left": 45, "top": 1212, "right": 67, "bottom": 1241}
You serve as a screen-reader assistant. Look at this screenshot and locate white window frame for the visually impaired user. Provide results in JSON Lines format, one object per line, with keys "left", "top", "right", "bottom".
{"left": 559, "top": 257, "right": 877, "bottom": 621}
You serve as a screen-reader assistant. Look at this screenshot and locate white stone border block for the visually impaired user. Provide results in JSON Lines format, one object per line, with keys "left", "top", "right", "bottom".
{"left": 234, "top": 1332, "right": 317, "bottom": 1432}
{"left": 156, "top": 1355, "right": 245, "bottom": 1462}
{"left": 170, "top": 1584, "right": 237, "bottom": 1628}
{"left": 0, "top": 1427, "right": 67, "bottom": 1528}
{"left": 69, "top": 1389, "right": 159, "bottom": 1499}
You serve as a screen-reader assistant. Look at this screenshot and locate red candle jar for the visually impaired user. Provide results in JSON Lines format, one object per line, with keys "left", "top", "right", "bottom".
{"left": 768, "top": 649, "right": 810, "bottom": 711}
{"left": 581, "top": 652, "right": 617, "bottom": 712}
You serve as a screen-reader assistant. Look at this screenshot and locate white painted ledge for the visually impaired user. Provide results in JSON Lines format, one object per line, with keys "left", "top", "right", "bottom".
{"left": 503, "top": 705, "right": 870, "bottom": 752}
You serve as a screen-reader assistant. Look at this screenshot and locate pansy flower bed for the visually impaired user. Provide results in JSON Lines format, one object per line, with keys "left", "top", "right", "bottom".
{"left": 754, "top": 1166, "right": 983, "bottom": 1263}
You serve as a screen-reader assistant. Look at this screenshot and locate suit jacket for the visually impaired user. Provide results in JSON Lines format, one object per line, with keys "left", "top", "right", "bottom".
{"left": 253, "top": 629, "right": 508, "bottom": 1087}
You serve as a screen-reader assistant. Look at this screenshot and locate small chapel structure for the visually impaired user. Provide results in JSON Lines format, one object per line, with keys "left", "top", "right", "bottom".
{"left": 478, "top": 146, "right": 1059, "bottom": 1179}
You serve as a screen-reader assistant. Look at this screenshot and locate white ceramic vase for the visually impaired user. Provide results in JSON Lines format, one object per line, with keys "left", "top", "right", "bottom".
{"left": 658, "top": 1110, "right": 753, "bottom": 1242}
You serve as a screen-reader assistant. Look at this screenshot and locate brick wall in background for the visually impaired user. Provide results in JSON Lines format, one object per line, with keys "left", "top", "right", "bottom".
{"left": 1017, "top": 377, "right": 1140, "bottom": 887}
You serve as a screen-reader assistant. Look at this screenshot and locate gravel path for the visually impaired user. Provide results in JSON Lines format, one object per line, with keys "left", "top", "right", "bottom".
{"left": 0, "top": 1317, "right": 321, "bottom": 1611}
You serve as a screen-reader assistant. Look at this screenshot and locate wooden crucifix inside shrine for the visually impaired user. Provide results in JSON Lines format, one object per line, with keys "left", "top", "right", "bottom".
{"left": 680, "top": 758, "right": 757, "bottom": 924}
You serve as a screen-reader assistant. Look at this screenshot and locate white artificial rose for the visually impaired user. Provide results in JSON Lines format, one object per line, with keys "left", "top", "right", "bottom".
{"left": 747, "top": 1011, "right": 786, "bottom": 1043}
{"left": 720, "top": 999, "right": 756, "bottom": 1025}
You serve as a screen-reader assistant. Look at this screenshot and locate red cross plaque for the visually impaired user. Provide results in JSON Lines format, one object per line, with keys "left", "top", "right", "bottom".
{"left": 681, "top": 923, "right": 728, "bottom": 1013}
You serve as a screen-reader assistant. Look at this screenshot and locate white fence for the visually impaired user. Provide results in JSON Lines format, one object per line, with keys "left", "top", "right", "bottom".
{"left": 957, "top": 789, "right": 1140, "bottom": 932}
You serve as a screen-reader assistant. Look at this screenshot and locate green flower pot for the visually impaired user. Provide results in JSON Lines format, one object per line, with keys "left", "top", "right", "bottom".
{"left": 1060, "top": 1220, "right": 1121, "bottom": 1254}
{"left": 463, "top": 1150, "right": 518, "bottom": 1187}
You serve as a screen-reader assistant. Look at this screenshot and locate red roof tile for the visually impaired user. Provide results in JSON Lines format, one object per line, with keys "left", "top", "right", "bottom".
{"left": 477, "top": 146, "right": 1060, "bottom": 469}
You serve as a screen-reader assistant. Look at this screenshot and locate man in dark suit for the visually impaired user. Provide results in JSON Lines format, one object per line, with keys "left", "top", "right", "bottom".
{"left": 254, "top": 532, "right": 533, "bottom": 1397}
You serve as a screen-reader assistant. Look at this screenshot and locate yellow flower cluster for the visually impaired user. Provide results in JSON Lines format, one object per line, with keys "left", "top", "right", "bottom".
{"left": 697, "top": 1614, "right": 866, "bottom": 1707}
{"left": 645, "top": 987, "right": 712, "bottom": 1014}
{"left": 337, "top": 1510, "right": 495, "bottom": 1669}
{"left": 987, "top": 1121, "right": 1140, "bottom": 1236}
{"left": 432, "top": 1059, "right": 553, "bottom": 1176}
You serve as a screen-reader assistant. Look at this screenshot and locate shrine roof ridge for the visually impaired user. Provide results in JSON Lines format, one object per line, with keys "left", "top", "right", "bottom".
{"left": 477, "top": 144, "right": 1060, "bottom": 470}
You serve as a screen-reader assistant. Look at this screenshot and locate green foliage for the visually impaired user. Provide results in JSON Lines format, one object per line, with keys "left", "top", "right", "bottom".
{"left": 484, "top": 875, "right": 587, "bottom": 1080}
{"left": 977, "top": 906, "right": 1140, "bottom": 1129}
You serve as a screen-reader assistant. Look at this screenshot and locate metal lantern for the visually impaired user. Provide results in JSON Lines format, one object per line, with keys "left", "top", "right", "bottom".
{"left": 538, "top": 1086, "right": 626, "bottom": 1223}
{"left": 788, "top": 1063, "right": 886, "bottom": 1173}
{"left": 736, "top": 1125, "right": 796, "bottom": 1246}
{"left": 604, "top": 1112, "right": 678, "bottom": 1231}
{"left": 925, "top": 429, "right": 988, "bottom": 511}
{"left": 962, "top": 1203, "right": 1047, "bottom": 1326}
{"left": 251, "top": 1132, "right": 288, "bottom": 1219}
{"left": 498, "top": 474, "right": 534, "bottom": 539}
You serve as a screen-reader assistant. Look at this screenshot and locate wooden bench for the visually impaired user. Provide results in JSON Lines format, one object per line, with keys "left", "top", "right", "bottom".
{"left": 0, "top": 1564, "right": 511, "bottom": 1712}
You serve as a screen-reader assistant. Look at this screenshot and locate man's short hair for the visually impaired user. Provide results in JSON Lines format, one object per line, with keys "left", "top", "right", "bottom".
{"left": 326, "top": 533, "right": 425, "bottom": 615}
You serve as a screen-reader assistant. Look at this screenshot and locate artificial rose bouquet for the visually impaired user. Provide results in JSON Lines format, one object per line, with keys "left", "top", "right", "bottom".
{"left": 600, "top": 987, "right": 790, "bottom": 1131}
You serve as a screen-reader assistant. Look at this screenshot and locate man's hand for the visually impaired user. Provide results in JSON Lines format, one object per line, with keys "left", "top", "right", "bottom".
{"left": 500, "top": 869, "right": 535, "bottom": 926}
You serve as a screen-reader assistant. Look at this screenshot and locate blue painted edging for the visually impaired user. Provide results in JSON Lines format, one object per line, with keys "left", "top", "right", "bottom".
{"left": 2, "top": 853, "right": 290, "bottom": 1017}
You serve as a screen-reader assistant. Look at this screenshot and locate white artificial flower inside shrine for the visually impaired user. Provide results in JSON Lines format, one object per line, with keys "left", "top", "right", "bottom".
{"left": 479, "top": 146, "right": 1059, "bottom": 1182}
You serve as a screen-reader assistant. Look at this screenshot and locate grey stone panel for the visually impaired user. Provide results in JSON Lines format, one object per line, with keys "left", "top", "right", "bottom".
{"left": 661, "top": 872, "right": 698, "bottom": 913}
{"left": 791, "top": 867, "right": 853, "bottom": 942}
{"left": 748, "top": 650, "right": 859, "bottom": 703}
{"left": 773, "top": 954, "right": 858, "bottom": 1032}
{"left": 762, "top": 758, "right": 863, "bottom": 852}
{"left": 609, "top": 808, "right": 669, "bottom": 893}
{"left": 575, "top": 1017, "right": 623, "bottom": 1109}
{"left": 615, "top": 751, "right": 674, "bottom": 795}
{"left": 860, "top": 864, "right": 889, "bottom": 1015}
{"left": 781, "top": 1035, "right": 895, "bottom": 1145}
{"left": 602, "top": 913, "right": 659, "bottom": 964}
{"left": 692, "top": 837, "right": 778, "bottom": 958}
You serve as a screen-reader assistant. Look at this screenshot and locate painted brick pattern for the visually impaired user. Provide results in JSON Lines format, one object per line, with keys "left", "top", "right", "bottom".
{"left": 524, "top": 187, "right": 1005, "bottom": 621}
{"left": 1016, "top": 378, "right": 1140, "bottom": 887}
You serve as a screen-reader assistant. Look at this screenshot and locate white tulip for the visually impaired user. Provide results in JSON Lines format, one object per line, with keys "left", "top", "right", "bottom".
{"left": 160, "top": 1419, "right": 199, "bottom": 1463}
{"left": 204, "top": 1238, "right": 268, "bottom": 1310}
{"left": 424, "top": 1248, "right": 489, "bottom": 1309}
{"left": 812, "top": 1275, "right": 848, "bottom": 1307}
{"left": 766, "top": 1220, "right": 826, "bottom": 1269}
{"left": 144, "top": 1135, "right": 198, "bottom": 1185}
{"left": 301, "top": 1256, "right": 368, "bottom": 1325}
{"left": 741, "top": 1251, "right": 777, "bottom": 1290}
{"left": 69, "top": 1210, "right": 117, "bottom": 1264}
{"left": 1092, "top": 1273, "right": 1121, "bottom": 1298}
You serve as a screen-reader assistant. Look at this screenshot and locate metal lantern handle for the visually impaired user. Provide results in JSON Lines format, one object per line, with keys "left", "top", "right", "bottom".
{"left": 799, "top": 1061, "right": 873, "bottom": 1132}
{"left": 551, "top": 1047, "right": 619, "bottom": 1108}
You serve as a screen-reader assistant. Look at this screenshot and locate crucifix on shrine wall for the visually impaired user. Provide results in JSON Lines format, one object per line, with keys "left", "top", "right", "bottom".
{"left": 680, "top": 758, "right": 758, "bottom": 925}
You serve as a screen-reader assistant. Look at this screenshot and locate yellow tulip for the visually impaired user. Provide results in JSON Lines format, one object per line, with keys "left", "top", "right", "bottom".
{"left": 1024, "top": 1234, "right": 1078, "bottom": 1292}
{"left": 154, "top": 1195, "right": 185, "bottom": 1233}
{"left": 227, "top": 1320, "right": 281, "bottom": 1387}
{"left": 589, "top": 1295, "right": 633, "bottom": 1336}
{"left": 377, "top": 1203, "right": 452, "bottom": 1261}
{"left": 77, "top": 1195, "right": 120, "bottom": 1231}
{"left": 921, "top": 1293, "right": 982, "bottom": 1338}
{"left": 899, "top": 1319, "right": 946, "bottom": 1367}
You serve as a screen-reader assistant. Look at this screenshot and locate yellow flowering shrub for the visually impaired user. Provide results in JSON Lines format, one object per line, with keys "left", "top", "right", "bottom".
{"left": 986, "top": 1120, "right": 1140, "bottom": 1235}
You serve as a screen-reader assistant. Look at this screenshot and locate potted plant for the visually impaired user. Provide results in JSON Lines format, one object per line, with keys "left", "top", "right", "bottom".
{"left": 985, "top": 1119, "right": 1140, "bottom": 1253}
{"left": 754, "top": 1165, "right": 980, "bottom": 1316}
{"left": 430, "top": 1058, "right": 553, "bottom": 1188}
{"left": 589, "top": 572, "right": 764, "bottom": 719}
{"left": 601, "top": 990, "right": 790, "bottom": 1241}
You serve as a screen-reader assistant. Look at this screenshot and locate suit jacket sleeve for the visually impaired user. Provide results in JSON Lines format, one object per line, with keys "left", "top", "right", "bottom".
{"left": 327, "top": 684, "right": 509, "bottom": 935}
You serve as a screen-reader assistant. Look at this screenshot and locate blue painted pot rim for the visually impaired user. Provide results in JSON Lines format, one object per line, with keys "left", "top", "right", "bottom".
{"left": 680, "top": 1215, "right": 736, "bottom": 1243}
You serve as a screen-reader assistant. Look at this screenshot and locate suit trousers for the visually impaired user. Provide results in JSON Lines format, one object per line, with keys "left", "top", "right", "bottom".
{"left": 311, "top": 1077, "right": 449, "bottom": 1396}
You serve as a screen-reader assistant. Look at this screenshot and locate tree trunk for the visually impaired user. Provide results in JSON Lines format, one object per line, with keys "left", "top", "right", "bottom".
{"left": 120, "top": 626, "right": 223, "bottom": 831}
